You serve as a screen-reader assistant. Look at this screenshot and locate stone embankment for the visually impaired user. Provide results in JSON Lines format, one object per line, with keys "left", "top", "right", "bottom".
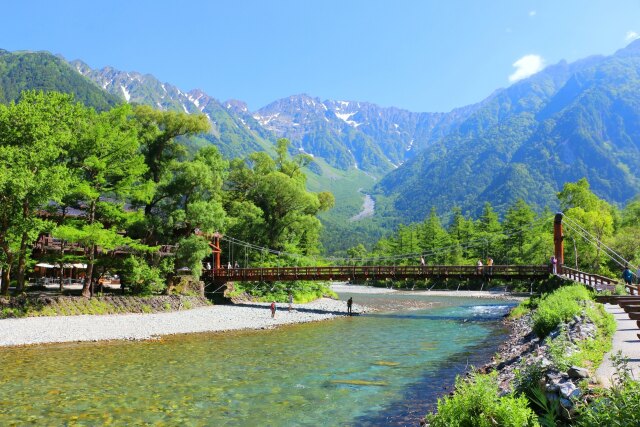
{"left": 479, "top": 311, "right": 600, "bottom": 420}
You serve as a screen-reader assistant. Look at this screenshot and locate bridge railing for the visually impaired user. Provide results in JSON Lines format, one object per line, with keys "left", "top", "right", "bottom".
{"left": 205, "top": 264, "right": 550, "bottom": 283}
{"left": 559, "top": 266, "right": 618, "bottom": 292}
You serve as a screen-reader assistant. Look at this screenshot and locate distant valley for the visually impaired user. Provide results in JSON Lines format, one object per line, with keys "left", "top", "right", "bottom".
{"left": 1, "top": 41, "right": 640, "bottom": 252}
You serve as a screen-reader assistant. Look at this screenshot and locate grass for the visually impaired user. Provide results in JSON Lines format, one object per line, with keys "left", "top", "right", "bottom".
{"left": 0, "top": 295, "right": 206, "bottom": 318}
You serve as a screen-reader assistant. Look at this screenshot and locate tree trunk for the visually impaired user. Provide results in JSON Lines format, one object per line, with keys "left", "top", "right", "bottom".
{"left": 1, "top": 259, "right": 11, "bottom": 295}
{"left": 83, "top": 245, "right": 95, "bottom": 298}
{"left": 16, "top": 232, "right": 28, "bottom": 292}
{"left": 82, "top": 200, "right": 97, "bottom": 298}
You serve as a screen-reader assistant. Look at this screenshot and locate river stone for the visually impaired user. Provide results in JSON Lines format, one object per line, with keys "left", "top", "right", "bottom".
{"left": 567, "top": 366, "right": 589, "bottom": 379}
{"left": 558, "top": 381, "right": 580, "bottom": 399}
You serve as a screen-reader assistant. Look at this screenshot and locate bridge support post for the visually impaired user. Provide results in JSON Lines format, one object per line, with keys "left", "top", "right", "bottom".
{"left": 211, "top": 232, "right": 222, "bottom": 269}
{"left": 554, "top": 213, "right": 564, "bottom": 274}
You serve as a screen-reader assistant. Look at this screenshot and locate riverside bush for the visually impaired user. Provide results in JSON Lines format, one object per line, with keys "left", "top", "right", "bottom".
{"left": 578, "top": 354, "right": 640, "bottom": 426}
{"left": 425, "top": 371, "right": 539, "bottom": 427}
{"left": 532, "top": 285, "right": 592, "bottom": 337}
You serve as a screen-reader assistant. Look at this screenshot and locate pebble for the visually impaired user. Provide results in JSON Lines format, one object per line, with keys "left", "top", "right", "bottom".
{"left": 0, "top": 298, "right": 361, "bottom": 347}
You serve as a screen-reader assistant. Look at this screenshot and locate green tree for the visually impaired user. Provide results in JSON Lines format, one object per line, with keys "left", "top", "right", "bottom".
{"left": 558, "top": 179, "right": 616, "bottom": 272}
{"left": 419, "top": 208, "right": 451, "bottom": 264}
{"left": 476, "top": 202, "right": 504, "bottom": 262}
{"left": 225, "top": 139, "right": 332, "bottom": 256}
{"left": 0, "top": 91, "right": 82, "bottom": 294}
{"left": 503, "top": 199, "right": 536, "bottom": 264}
{"left": 56, "top": 104, "right": 152, "bottom": 297}
{"left": 134, "top": 105, "right": 210, "bottom": 216}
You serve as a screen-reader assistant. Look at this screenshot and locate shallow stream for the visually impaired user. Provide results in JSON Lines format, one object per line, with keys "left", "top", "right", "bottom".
{"left": 0, "top": 292, "right": 513, "bottom": 426}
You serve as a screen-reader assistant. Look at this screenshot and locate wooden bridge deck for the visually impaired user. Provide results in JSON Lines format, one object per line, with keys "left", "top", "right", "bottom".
{"left": 204, "top": 264, "right": 551, "bottom": 285}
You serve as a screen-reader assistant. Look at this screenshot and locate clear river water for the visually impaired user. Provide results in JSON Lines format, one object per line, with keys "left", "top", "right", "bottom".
{"left": 0, "top": 292, "right": 514, "bottom": 426}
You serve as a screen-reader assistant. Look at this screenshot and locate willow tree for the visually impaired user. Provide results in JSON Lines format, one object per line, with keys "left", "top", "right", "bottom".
{"left": 226, "top": 138, "right": 334, "bottom": 255}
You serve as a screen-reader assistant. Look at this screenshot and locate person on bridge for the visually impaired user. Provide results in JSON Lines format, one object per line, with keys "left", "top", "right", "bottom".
{"left": 550, "top": 255, "right": 557, "bottom": 274}
{"left": 623, "top": 266, "right": 634, "bottom": 286}
{"left": 227, "top": 261, "right": 232, "bottom": 269}
{"left": 420, "top": 256, "right": 425, "bottom": 267}
{"left": 476, "top": 259, "right": 483, "bottom": 275}
{"left": 234, "top": 261, "right": 239, "bottom": 269}
{"left": 347, "top": 297, "right": 353, "bottom": 315}
{"left": 486, "top": 257, "right": 494, "bottom": 275}
{"left": 270, "top": 301, "right": 276, "bottom": 318}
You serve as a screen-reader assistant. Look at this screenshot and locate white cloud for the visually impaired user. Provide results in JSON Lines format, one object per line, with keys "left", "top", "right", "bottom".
{"left": 626, "top": 31, "right": 640, "bottom": 42}
{"left": 529, "top": 10, "right": 537, "bottom": 17}
{"left": 508, "top": 54, "right": 545, "bottom": 83}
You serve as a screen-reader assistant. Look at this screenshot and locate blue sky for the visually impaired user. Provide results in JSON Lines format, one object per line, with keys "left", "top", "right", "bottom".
{"left": 3, "top": 1, "right": 640, "bottom": 112}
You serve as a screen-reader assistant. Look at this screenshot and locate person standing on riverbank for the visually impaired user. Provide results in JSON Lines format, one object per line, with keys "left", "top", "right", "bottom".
{"left": 347, "top": 297, "right": 353, "bottom": 315}
{"left": 270, "top": 301, "right": 276, "bottom": 318}
{"left": 288, "top": 292, "right": 293, "bottom": 312}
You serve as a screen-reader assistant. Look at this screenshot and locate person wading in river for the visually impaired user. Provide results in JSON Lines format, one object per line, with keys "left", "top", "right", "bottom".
{"left": 347, "top": 297, "right": 353, "bottom": 315}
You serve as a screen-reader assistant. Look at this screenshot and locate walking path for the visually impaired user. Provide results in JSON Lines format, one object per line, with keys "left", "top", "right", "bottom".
{"left": 595, "top": 303, "right": 640, "bottom": 386}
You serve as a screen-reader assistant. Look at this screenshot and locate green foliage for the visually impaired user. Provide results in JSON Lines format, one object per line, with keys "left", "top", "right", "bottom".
{"left": 230, "top": 281, "right": 336, "bottom": 303}
{"left": 578, "top": 353, "right": 640, "bottom": 426}
{"left": 547, "top": 302, "right": 616, "bottom": 370}
{"left": 174, "top": 235, "right": 210, "bottom": 281}
{"left": 425, "top": 371, "right": 539, "bottom": 427}
{"left": 531, "top": 284, "right": 592, "bottom": 338}
{"left": 509, "top": 298, "right": 534, "bottom": 319}
{"left": 120, "top": 256, "right": 165, "bottom": 296}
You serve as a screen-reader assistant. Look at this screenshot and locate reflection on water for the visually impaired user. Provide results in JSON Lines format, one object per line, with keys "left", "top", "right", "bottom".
{"left": 0, "top": 293, "right": 513, "bottom": 426}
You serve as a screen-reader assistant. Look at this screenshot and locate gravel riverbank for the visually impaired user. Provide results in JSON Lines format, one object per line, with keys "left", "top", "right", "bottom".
{"left": 0, "top": 298, "right": 361, "bottom": 347}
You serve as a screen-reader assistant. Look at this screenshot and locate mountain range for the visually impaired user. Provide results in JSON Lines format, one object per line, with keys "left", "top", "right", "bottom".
{"left": 1, "top": 42, "right": 640, "bottom": 251}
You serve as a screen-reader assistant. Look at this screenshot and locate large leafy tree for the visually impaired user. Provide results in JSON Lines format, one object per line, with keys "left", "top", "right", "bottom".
{"left": 0, "top": 91, "right": 83, "bottom": 294}
{"left": 134, "top": 105, "right": 210, "bottom": 217}
{"left": 557, "top": 178, "right": 616, "bottom": 272}
{"left": 226, "top": 138, "right": 333, "bottom": 255}
{"left": 54, "top": 104, "right": 152, "bottom": 297}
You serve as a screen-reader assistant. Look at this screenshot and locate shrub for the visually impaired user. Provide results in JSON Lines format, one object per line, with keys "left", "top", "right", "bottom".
{"left": 120, "top": 256, "right": 166, "bottom": 295}
{"left": 425, "top": 371, "right": 539, "bottom": 427}
{"left": 578, "top": 353, "right": 640, "bottom": 426}
{"left": 510, "top": 298, "right": 535, "bottom": 319}
{"left": 532, "top": 285, "right": 592, "bottom": 337}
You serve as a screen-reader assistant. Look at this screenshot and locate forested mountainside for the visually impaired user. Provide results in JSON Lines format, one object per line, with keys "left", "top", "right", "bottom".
{"left": 70, "top": 60, "right": 273, "bottom": 159}
{"left": 375, "top": 40, "right": 640, "bottom": 223}
{"left": 3, "top": 43, "right": 640, "bottom": 252}
{"left": 0, "top": 49, "right": 119, "bottom": 110}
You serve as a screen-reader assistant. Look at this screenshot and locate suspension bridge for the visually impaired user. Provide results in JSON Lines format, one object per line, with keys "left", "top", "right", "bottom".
{"left": 200, "top": 213, "right": 632, "bottom": 293}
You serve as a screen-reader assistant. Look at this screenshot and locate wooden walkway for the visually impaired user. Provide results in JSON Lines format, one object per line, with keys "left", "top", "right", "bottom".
{"left": 204, "top": 264, "right": 551, "bottom": 285}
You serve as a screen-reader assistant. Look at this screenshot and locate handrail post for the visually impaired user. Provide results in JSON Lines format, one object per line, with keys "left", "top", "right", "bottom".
{"left": 554, "top": 213, "right": 564, "bottom": 275}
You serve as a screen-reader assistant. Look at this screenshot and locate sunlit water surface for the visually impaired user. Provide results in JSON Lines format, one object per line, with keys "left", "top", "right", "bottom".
{"left": 0, "top": 293, "right": 514, "bottom": 426}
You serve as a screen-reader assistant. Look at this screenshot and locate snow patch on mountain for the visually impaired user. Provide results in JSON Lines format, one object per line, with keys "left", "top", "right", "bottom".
{"left": 120, "top": 85, "right": 131, "bottom": 102}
